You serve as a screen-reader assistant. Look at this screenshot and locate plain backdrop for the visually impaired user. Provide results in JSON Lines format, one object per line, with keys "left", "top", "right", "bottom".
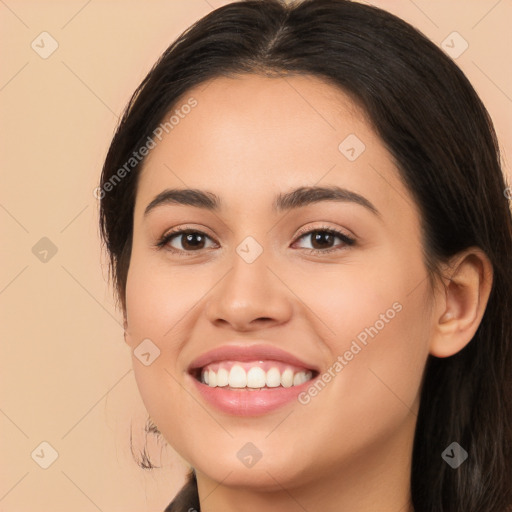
{"left": 1, "top": 0, "right": 511, "bottom": 510}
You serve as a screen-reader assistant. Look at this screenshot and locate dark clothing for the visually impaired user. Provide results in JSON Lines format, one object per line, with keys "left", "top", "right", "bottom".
{"left": 164, "top": 469, "right": 200, "bottom": 512}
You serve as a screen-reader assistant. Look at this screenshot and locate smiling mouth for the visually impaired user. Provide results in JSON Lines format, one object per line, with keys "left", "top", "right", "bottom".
{"left": 190, "top": 360, "right": 319, "bottom": 390}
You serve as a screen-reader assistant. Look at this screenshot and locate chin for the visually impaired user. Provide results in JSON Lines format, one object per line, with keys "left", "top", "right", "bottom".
{"left": 186, "top": 442, "right": 312, "bottom": 491}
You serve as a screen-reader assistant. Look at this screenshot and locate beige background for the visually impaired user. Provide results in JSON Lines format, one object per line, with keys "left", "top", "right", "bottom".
{"left": 1, "top": 0, "right": 510, "bottom": 511}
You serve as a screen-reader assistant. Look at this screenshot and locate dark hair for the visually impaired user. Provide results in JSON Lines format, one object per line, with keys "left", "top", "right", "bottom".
{"left": 99, "top": 0, "right": 512, "bottom": 510}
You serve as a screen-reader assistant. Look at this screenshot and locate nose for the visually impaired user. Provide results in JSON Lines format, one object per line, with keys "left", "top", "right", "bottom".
{"left": 205, "top": 251, "right": 293, "bottom": 332}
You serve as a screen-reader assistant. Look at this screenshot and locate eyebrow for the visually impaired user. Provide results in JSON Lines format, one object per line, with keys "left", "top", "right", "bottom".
{"left": 143, "top": 185, "right": 380, "bottom": 218}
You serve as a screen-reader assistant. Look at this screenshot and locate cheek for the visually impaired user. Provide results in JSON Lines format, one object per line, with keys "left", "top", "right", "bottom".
{"left": 125, "top": 253, "right": 207, "bottom": 344}
{"left": 272, "top": 279, "right": 431, "bottom": 478}
{"left": 124, "top": 253, "right": 192, "bottom": 421}
{"left": 292, "top": 251, "right": 431, "bottom": 423}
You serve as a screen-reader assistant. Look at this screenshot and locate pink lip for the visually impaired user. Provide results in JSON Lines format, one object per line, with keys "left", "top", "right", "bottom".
{"left": 186, "top": 343, "right": 320, "bottom": 417}
{"left": 187, "top": 343, "right": 319, "bottom": 372}
{"left": 188, "top": 375, "right": 318, "bottom": 416}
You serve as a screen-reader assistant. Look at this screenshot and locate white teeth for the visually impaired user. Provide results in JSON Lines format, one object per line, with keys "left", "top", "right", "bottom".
{"left": 200, "top": 365, "right": 314, "bottom": 389}
{"left": 208, "top": 369, "right": 217, "bottom": 387}
{"left": 228, "top": 365, "right": 247, "bottom": 388}
{"left": 266, "top": 367, "right": 281, "bottom": 387}
{"left": 293, "top": 371, "right": 308, "bottom": 386}
{"left": 247, "top": 367, "right": 266, "bottom": 388}
{"left": 281, "top": 368, "right": 294, "bottom": 388}
{"left": 216, "top": 367, "right": 229, "bottom": 387}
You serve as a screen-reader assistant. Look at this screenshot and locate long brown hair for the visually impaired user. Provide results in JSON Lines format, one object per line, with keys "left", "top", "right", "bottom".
{"left": 99, "top": 1, "right": 512, "bottom": 510}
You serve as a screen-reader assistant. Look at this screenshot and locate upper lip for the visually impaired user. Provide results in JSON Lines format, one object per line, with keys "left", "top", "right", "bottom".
{"left": 188, "top": 343, "right": 320, "bottom": 373}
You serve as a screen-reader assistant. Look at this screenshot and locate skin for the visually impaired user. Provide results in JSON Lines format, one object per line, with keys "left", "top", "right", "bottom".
{"left": 123, "top": 74, "right": 493, "bottom": 512}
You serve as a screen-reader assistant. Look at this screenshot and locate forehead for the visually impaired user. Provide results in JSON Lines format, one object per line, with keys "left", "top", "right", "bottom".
{"left": 135, "top": 73, "right": 415, "bottom": 223}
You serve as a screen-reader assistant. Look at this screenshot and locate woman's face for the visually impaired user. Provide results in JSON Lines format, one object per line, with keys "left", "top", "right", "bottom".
{"left": 124, "top": 74, "right": 436, "bottom": 490}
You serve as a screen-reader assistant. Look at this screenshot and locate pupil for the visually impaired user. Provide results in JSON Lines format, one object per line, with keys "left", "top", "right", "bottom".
{"left": 313, "top": 231, "right": 333, "bottom": 249}
{"left": 184, "top": 233, "right": 204, "bottom": 249}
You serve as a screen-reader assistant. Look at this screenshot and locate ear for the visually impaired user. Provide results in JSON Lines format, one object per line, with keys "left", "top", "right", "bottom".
{"left": 429, "top": 247, "right": 493, "bottom": 358}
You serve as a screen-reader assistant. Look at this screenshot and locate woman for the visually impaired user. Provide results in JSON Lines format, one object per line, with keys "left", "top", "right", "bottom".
{"left": 98, "top": 0, "right": 512, "bottom": 510}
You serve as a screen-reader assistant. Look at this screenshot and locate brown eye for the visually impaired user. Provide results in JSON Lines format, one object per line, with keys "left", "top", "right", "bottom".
{"left": 157, "top": 229, "right": 216, "bottom": 253}
{"left": 294, "top": 227, "right": 356, "bottom": 255}
{"left": 156, "top": 226, "right": 355, "bottom": 257}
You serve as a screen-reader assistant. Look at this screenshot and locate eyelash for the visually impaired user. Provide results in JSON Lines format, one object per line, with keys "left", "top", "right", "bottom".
{"left": 156, "top": 225, "right": 356, "bottom": 257}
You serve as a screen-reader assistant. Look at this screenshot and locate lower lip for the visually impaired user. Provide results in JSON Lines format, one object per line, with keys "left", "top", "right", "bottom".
{"left": 188, "top": 373, "right": 317, "bottom": 416}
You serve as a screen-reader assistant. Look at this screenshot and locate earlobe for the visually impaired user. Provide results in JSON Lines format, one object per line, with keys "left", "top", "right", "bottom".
{"left": 429, "top": 248, "right": 493, "bottom": 358}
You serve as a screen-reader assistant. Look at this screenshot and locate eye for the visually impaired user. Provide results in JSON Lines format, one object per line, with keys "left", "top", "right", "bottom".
{"left": 156, "top": 225, "right": 356, "bottom": 256}
{"left": 156, "top": 227, "right": 217, "bottom": 255}
{"left": 292, "top": 226, "right": 356, "bottom": 255}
